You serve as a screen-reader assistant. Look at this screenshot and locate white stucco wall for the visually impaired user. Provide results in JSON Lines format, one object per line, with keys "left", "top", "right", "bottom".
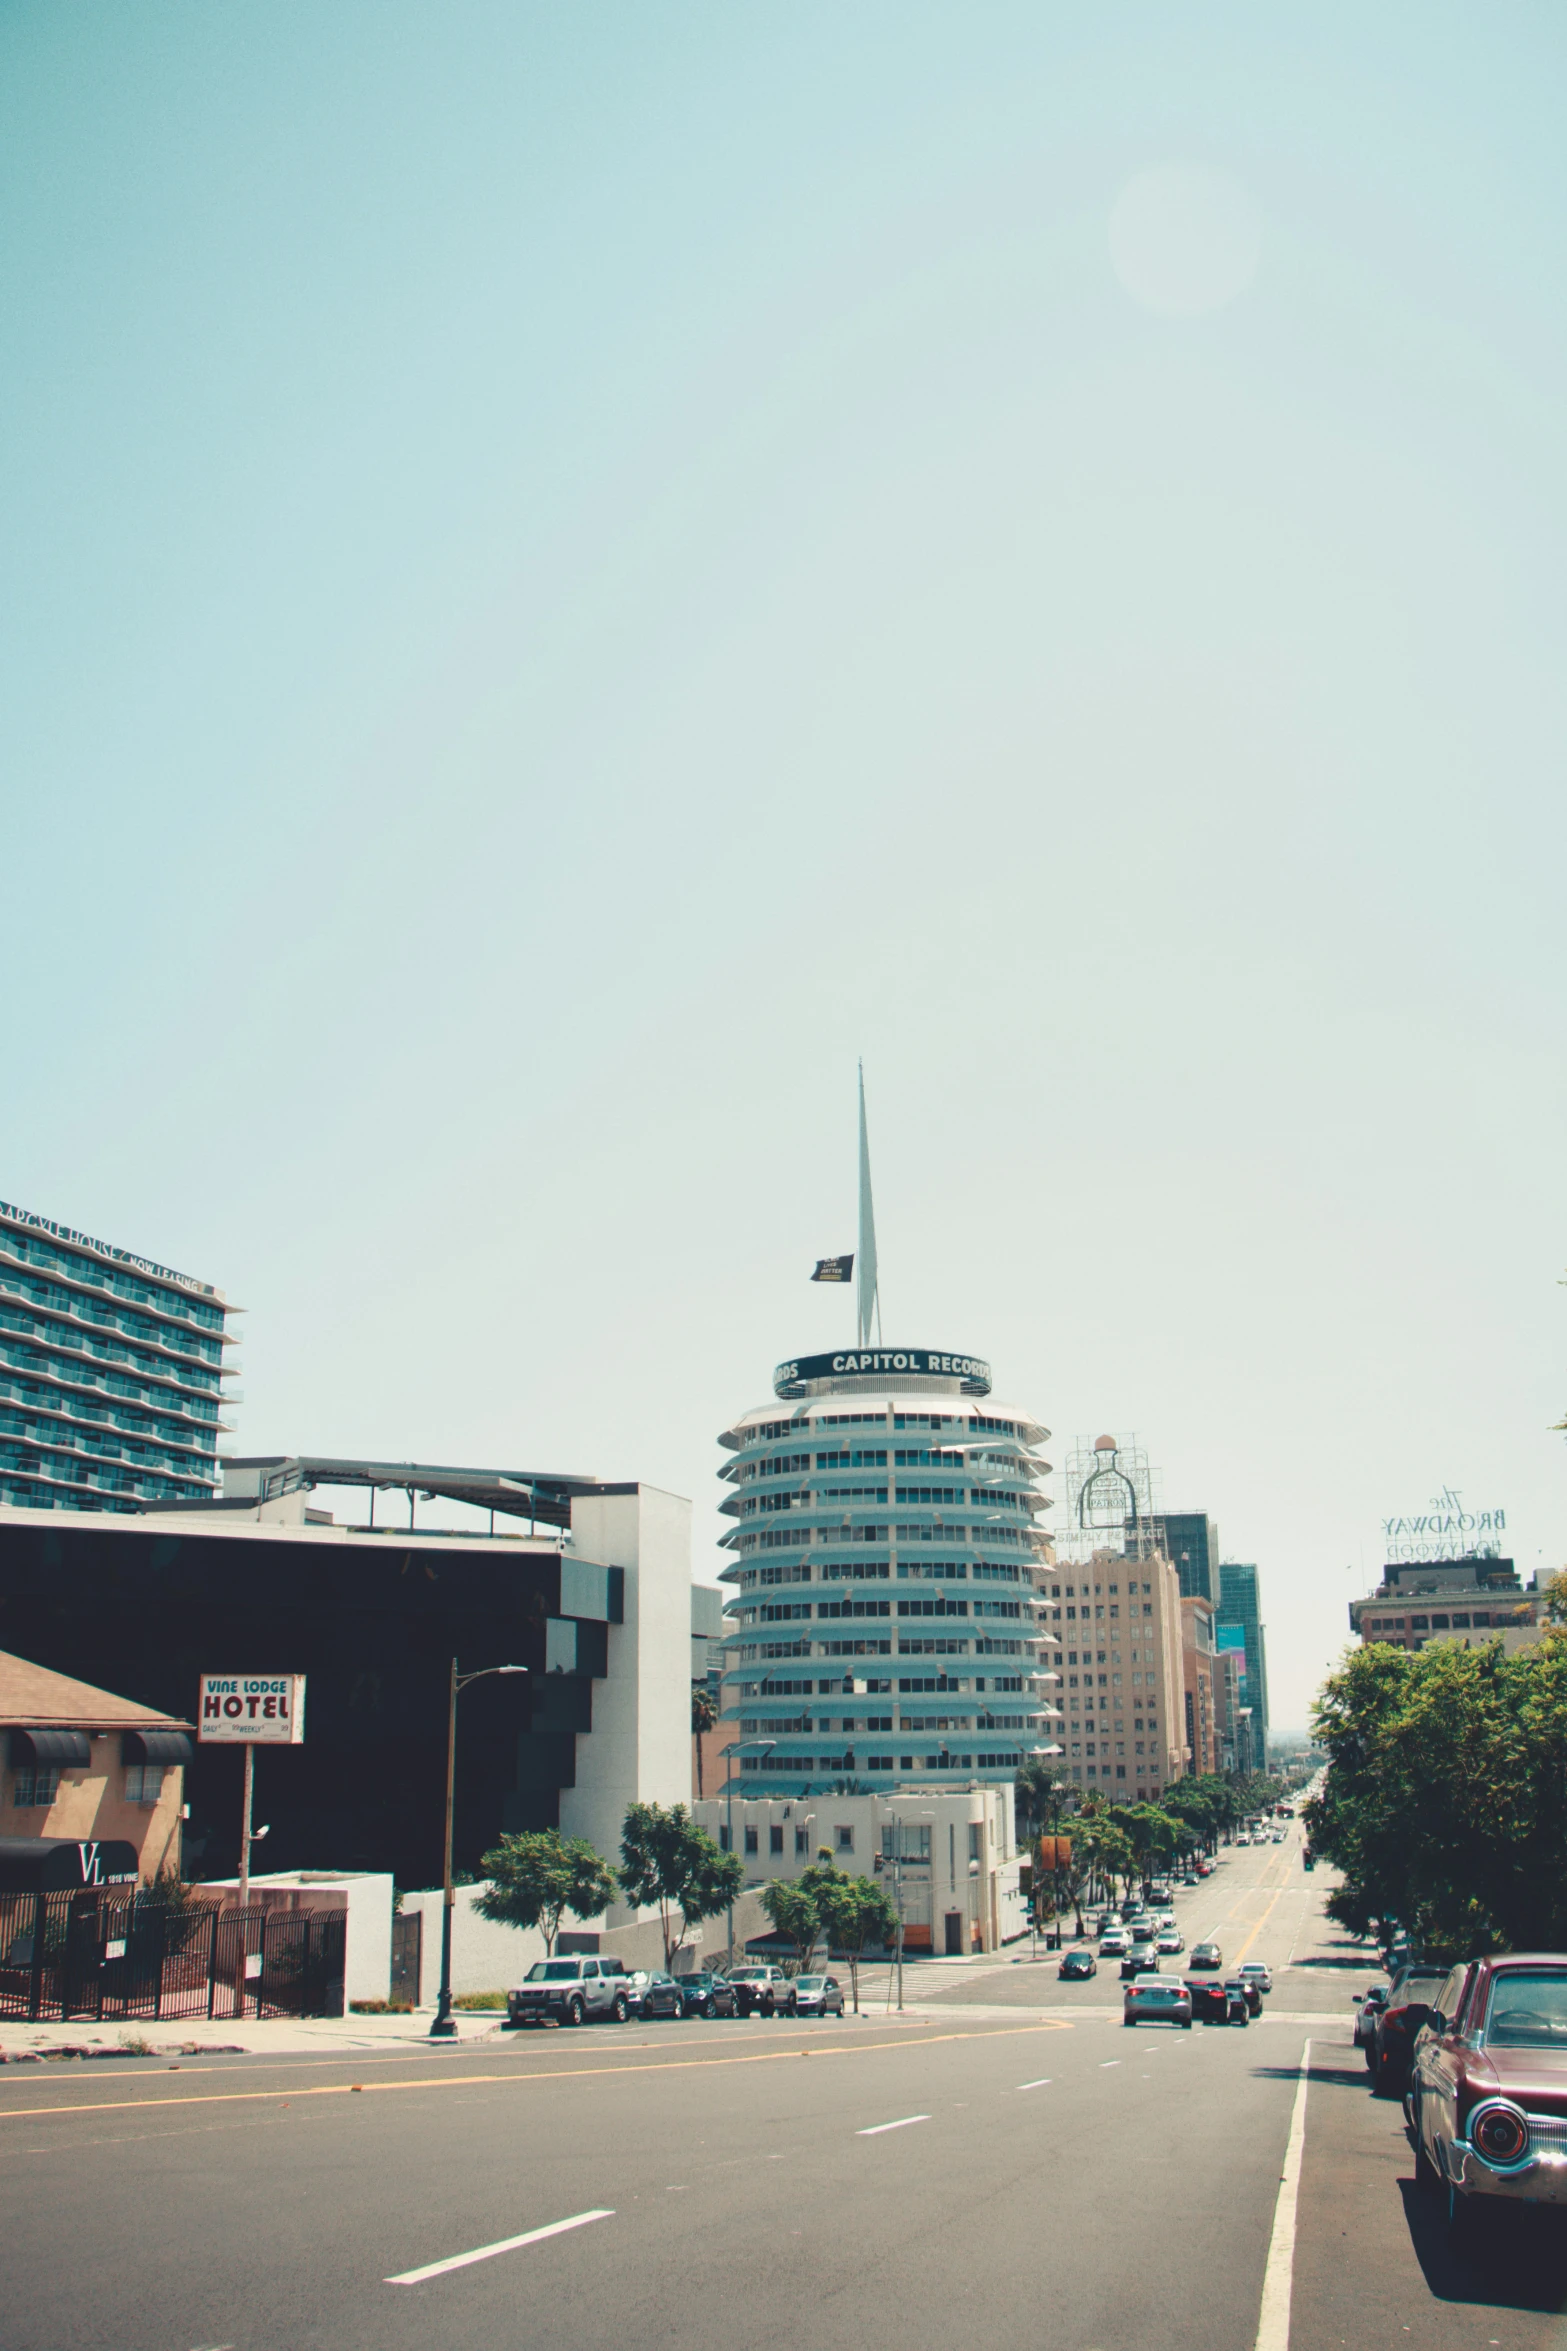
{"left": 562, "top": 1485, "right": 691, "bottom": 1874}
{"left": 207, "top": 1869, "right": 393, "bottom": 2003}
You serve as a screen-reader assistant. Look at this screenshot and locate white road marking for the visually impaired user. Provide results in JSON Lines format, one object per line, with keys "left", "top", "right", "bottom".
{"left": 1253, "top": 2040, "right": 1311, "bottom": 2351}
{"left": 1016, "top": 2078, "right": 1052, "bottom": 2090}
{"left": 857, "top": 2114, "right": 931, "bottom": 2135}
{"left": 386, "top": 2208, "right": 614, "bottom": 2284}
{"left": 1099, "top": 2061, "right": 1120, "bottom": 2069}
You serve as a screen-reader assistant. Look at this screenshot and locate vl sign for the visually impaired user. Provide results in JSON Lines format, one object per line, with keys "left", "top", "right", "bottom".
{"left": 198, "top": 1674, "right": 306, "bottom": 1745}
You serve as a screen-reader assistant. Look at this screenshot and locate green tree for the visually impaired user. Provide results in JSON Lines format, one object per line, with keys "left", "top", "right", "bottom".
{"left": 474, "top": 1830, "right": 618, "bottom": 1956}
{"left": 760, "top": 1876, "right": 821, "bottom": 1969}
{"left": 691, "top": 1683, "right": 718, "bottom": 1799}
{"left": 812, "top": 1866, "right": 900, "bottom": 2012}
{"left": 1307, "top": 1630, "right": 1567, "bottom": 1962}
{"left": 619, "top": 1801, "right": 745, "bottom": 1970}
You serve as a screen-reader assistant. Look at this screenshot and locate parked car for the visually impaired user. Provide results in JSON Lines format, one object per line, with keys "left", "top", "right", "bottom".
{"left": 1189, "top": 1941, "right": 1224, "bottom": 1971}
{"left": 727, "top": 1963, "right": 790, "bottom": 2016}
{"left": 1371, "top": 1967, "right": 1448, "bottom": 2094}
{"left": 507, "top": 1955, "right": 634, "bottom": 2028}
{"left": 1226, "top": 1975, "right": 1263, "bottom": 2018}
{"left": 1188, "top": 1978, "right": 1249, "bottom": 2026}
{"left": 1157, "top": 1930, "right": 1185, "bottom": 1955}
{"left": 674, "top": 1972, "right": 739, "bottom": 2019}
{"left": 1195, "top": 1861, "right": 1214, "bottom": 1878}
{"left": 1058, "top": 1948, "right": 1097, "bottom": 1980}
{"left": 1352, "top": 1984, "right": 1389, "bottom": 2065}
{"left": 1100, "top": 1931, "right": 1130, "bottom": 1958}
{"left": 1182, "top": 1872, "right": 1200, "bottom": 1888}
{"left": 1125, "top": 1978, "right": 1192, "bottom": 2029}
{"left": 789, "top": 1973, "right": 845, "bottom": 2018}
{"left": 625, "top": 1970, "right": 683, "bottom": 2020}
{"left": 1409, "top": 1955, "right": 1567, "bottom": 2243}
{"left": 1121, "top": 1952, "right": 1161, "bottom": 1981}
{"left": 1238, "top": 1962, "right": 1273, "bottom": 1996}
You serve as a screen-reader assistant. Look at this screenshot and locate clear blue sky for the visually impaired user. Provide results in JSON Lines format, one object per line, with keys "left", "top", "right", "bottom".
{"left": 5, "top": 5, "right": 1565, "bottom": 1732}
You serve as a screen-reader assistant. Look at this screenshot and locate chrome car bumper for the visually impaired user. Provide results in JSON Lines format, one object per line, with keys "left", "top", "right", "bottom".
{"left": 1450, "top": 2138, "right": 1567, "bottom": 2205}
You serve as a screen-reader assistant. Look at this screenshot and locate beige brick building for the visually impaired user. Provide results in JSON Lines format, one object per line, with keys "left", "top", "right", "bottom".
{"left": 1038, "top": 1548, "right": 1187, "bottom": 1800}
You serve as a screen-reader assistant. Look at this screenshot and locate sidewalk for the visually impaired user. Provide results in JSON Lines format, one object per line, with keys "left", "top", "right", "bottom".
{"left": 0, "top": 2007, "right": 508, "bottom": 2061}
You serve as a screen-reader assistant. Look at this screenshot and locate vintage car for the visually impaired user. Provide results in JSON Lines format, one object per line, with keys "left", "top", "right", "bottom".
{"left": 1408, "top": 1955, "right": 1567, "bottom": 2241}
{"left": 1371, "top": 1966, "right": 1448, "bottom": 2095}
{"left": 1352, "top": 1983, "right": 1389, "bottom": 2064}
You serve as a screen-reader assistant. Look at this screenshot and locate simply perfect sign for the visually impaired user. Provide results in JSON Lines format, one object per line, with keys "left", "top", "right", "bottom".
{"left": 198, "top": 1674, "right": 307, "bottom": 1745}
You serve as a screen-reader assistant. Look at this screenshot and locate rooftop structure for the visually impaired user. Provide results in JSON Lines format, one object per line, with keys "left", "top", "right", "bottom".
{"left": 0, "top": 1197, "right": 238, "bottom": 1515}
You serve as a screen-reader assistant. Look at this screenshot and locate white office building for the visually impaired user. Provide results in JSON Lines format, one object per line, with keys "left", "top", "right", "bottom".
{"left": 694, "top": 1782, "right": 1024, "bottom": 1955}
{"left": 715, "top": 1344, "right": 1063, "bottom": 1799}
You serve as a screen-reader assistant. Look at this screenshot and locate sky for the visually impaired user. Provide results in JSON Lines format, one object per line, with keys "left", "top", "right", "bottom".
{"left": 4, "top": 4, "right": 1566, "bottom": 1737}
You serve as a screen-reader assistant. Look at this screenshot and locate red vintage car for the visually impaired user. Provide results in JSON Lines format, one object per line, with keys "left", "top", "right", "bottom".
{"left": 1408, "top": 1954, "right": 1567, "bottom": 2243}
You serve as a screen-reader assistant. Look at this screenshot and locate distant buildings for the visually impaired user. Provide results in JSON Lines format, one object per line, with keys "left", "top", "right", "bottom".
{"left": 0, "top": 1198, "right": 238, "bottom": 1514}
{"left": 1218, "top": 1562, "right": 1269, "bottom": 1766}
{"left": 1180, "top": 1595, "right": 1223, "bottom": 1776}
{"left": 1349, "top": 1558, "right": 1550, "bottom": 1656}
{"left": 1165, "top": 1513, "right": 1222, "bottom": 1605}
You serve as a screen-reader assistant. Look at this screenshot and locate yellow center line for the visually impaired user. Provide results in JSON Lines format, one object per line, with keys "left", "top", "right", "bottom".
{"left": 0, "top": 2020, "right": 1073, "bottom": 2123}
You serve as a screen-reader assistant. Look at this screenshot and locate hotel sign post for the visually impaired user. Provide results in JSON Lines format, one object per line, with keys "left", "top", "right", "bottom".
{"left": 198, "top": 1675, "right": 306, "bottom": 1912}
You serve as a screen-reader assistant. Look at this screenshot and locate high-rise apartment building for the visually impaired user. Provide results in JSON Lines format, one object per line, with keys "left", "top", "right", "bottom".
{"left": 716, "top": 1345, "right": 1062, "bottom": 1795}
{"left": 1218, "top": 1561, "right": 1269, "bottom": 1764}
{"left": 0, "top": 1200, "right": 237, "bottom": 1514}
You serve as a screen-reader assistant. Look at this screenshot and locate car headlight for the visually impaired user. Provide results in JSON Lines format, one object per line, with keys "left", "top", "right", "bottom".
{"left": 1468, "top": 2101, "right": 1530, "bottom": 2167}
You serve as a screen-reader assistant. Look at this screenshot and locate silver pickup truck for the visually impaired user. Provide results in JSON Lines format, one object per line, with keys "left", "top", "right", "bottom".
{"left": 506, "top": 1955, "right": 633, "bottom": 2027}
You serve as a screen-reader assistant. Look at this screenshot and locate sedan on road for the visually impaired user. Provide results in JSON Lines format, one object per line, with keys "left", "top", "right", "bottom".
{"left": 1100, "top": 1931, "right": 1129, "bottom": 1958}
{"left": 1156, "top": 1930, "right": 1185, "bottom": 1955}
{"left": 1188, "top": 1978, "right": 1249, "bottom": 2026}
{"left": 1371, "top": 1967, "right": 1448, "bottom": 2094}
{"left": 1226, "top": 1976, "right": 1263, "bottom": 2019}
{"left": 626, "top": 1971, "right": 683, "bottom": 2020}
{"left": 674, "top": 1973, "right": 739, "bottom": 2019}
{"left": 1353, "top": 1985, "right": 1388, "bottom": 2065}
{"left": 1121, "top": 1953, "right": 1161, "bottom": 1981}
{"left": 1238, "top": 1962, "right": 1273, "bottom": 1995}
{"left": 789, "top": 1973, "right": 845, "bottom": 2018}
{"left": 1189, "top": 1941, "right": 1224, "bottom": 1971}
{"left": 1124, "top": 1979, "right": 1192, "bottom": 2029}
{"left": 1058, "top": 1948, "right": 1097, "bottom": 1980}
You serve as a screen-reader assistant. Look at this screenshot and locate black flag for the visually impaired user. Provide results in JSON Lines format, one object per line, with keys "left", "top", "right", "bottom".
{"left": 811, "top": 1255, "right": 854, "bottom": 1283}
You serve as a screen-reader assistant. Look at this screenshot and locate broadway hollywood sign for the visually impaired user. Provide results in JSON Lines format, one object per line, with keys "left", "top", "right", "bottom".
{"left": 1382, "top": 1489, "right": 1506, "bottom": 1563}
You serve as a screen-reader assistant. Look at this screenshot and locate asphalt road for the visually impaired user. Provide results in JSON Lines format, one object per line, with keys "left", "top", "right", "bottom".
{"left": 3, "top": 1822, "right": 1561, "bottom": 2351}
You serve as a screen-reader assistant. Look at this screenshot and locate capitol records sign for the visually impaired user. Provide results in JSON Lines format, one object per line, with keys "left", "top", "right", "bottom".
{"left": 1382, "top": 1489, "right": 1505, "bottom": 1564}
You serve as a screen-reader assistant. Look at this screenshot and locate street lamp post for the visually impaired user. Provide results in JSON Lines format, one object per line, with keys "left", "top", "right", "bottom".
{"left": 725, "top": 1739, "right": 774, "bottom": 1964}
{"left": 430, "top": 1659, "right": 527, "bottom": 2039}
{"left": 882, "top": 1807, "right": 932, "bottom": 2012}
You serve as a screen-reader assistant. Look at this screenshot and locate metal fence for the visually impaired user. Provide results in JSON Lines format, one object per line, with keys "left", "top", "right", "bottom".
{"left": 0, "top": 1891, "right": 346, "bottom": 2024}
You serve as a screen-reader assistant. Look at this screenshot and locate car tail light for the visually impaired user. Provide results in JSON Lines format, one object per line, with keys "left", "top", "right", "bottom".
{"left": 1469, "top": 2101, "right": 1530, "bottom": 2166}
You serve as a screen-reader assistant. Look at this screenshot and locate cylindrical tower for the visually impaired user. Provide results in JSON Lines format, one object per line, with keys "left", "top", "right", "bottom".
{"left": 715, "top": 1345, "right": 1062, "bottom": 1796}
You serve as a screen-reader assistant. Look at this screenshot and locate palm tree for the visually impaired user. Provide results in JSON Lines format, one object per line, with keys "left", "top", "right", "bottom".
{"left": 691, "top": 1683, "right": 718, "bottom": 1799}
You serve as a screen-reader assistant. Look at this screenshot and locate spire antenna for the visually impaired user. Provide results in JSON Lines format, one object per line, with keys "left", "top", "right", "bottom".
{"left": 857, "top": 1061, "right": 880, "bottom": 1346}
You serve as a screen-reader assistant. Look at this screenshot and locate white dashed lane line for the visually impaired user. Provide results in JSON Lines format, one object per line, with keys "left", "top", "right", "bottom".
{"left": 856, "top": 2114, "right": 931, "bottom": 2136}
{"left": 386, "top": 2209, "right": 614, "bottom": 2285}
{"left": 1015, "top": 2078, "right": 1052, "bottom": 2090}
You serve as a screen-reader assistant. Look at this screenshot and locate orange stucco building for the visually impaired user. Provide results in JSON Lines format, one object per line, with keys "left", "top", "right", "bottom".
{"left": 0, "top": 1649, "right": 192, "bottom": 1882}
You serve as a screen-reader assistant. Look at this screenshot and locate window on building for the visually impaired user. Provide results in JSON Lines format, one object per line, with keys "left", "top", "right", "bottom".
{"left": 124, "top": 1763, "right": 165, "bottom": 1805}
{"left": 718, "top": 1826, "right": 731, "bottom": 1851}
{"left": 836, "top": 1826, "right": 854, "bottom": 1851}
{"left": 11, "top": 1765, "right": 60, "bottom": 1807}
{"left": 769, "top": 1825, "right": 784, "bottom": 1854}
{"left": 744, "top": 1827, "right": 759, "bottom": 1855}
{"left": 795, "top": 1827, "right": 810, "bottom": 1854}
